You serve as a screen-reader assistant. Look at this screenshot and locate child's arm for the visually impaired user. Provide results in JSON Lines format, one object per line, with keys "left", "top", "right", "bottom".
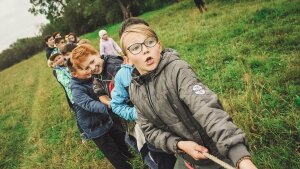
{"left": 173, "top": 60, "right": 253, "bottom": 167}
{"left": 111, "top": 38, "right": 123, "bottom": 56}
{"left": 72, "top": 86, "right": 108, "bottom": 117}
{"left": 100, "top": 41, "right": 105, "bottom": 56}
{"left": 136, "top": 107, "right": 182, "bottom": 153}
{"left": 47, "top": 59, "right": 54, "bottom": 68}
{"left": 110, "top": 72, "right": 137, "bottom": 121}
{"left": 55, "top": 68, "right": 73, "bottom": 102}
{"left": 99, "top": 95, "right": 111, "bottom": 108}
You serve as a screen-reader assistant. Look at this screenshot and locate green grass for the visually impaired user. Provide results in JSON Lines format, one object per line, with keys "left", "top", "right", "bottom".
{"left": 1, "top": 0, "right": 299, "bottom": 168}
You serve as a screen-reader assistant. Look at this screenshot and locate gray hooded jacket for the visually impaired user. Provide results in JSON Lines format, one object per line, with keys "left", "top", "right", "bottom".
{"left": 129, "top": 48, "right": 250, "bottom": 167}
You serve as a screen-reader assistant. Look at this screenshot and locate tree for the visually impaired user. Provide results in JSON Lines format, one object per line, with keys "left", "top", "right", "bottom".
{"left": 116, "top": 0, "right": 133, "bottom": 20}
{"left": 28, "top": 0, "right": 68, "bottom": 21}
{"left": 29, "top": 0, "right": 178, "bottom": 36}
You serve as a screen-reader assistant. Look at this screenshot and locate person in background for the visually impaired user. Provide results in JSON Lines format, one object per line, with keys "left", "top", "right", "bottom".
{"left": 120, "top": 24, "right": 258, "bottom": 169}
{"left": 61, "top": 43, "right": 78, "bottom": 60}
{"left": 44, "top": 35, "right": 55, "bottom": 60}
{"left": 68, "top": 32, "right": 79, "bottom": 44}
{"left": 54, "top": 37, "right": 66, "bottom": 53}
{"left": 65, "top": 34, "right": 69, "bottom": 43}
{"left": 194, "top": 0, "right": 207, "bottom": 13}
{"left": 44, "top": 35, "right": 56, "bottom": 67}
{"left": 49, "top": 52, "right": 65, "bottom": 68}
{"left": 99, "top": 30, "right": 123, "bottom": 58}
{"left": 53, "top": 32, "right": 62, "bottom": 39}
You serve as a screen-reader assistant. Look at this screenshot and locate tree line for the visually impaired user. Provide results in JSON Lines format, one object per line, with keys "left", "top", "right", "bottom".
{"left": 0, "top": 0, "right": 179, "bottom": 71}
{"left": 0, "top": 36, "right": 44, "bottom": 71}
{"left": 30, "top": 0, "right": 179, "bottom": 36}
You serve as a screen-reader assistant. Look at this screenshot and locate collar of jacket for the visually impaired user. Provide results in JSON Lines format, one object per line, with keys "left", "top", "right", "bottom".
{"left": 131, "top": 48, "right": 180, "bottom": 86}
{"left": 72, "top": 76, "right": 93, "bottom": 83}
{"left": 131, "top": 69, "right": 154, "bottom": 86}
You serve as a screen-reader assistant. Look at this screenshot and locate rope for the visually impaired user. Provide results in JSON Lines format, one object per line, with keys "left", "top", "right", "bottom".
{"left": 202, "top": 152, "right": 235, "bottom": 169}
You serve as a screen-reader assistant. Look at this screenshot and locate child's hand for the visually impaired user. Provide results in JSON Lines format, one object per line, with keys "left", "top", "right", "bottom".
{"left": 238, "top": 158, "right": 257, "bottom": 169}
{"left": 99, "top": 95, "right": 111, "bottom": 107}
{"left": 47, "top": 59, "right": 54, "bottom": 68}
{"left": 177, "top": 141, "right": 208, "bottom": 160}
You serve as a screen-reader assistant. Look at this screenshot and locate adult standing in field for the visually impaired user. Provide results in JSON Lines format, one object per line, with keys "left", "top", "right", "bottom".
{"left": 194, "top": 0, "right": 207, "bottom": 13}
{"left": 99, "top": 30, "right": 123, "bottom": 58}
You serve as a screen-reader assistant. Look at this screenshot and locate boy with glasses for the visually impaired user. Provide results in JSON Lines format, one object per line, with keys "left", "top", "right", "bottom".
{"left": 120, "top": 24, "right": 257, "bottom": 169}
{"left": 109, "top": 17, "right": 176, "bottom": 169}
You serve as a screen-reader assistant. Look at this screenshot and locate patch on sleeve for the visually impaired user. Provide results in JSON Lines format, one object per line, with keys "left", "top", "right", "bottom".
{"left": 192, "top": 84, "right": 206, "bottom": 95}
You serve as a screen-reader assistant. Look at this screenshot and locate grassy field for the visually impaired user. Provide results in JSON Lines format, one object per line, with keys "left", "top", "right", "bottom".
{"left": 1, "top": 0, "right": 299, "bottom": 168}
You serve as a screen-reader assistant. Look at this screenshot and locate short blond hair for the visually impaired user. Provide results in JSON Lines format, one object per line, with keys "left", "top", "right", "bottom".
{"left": 120, "top": 24, "right": 158, "bottom": 55}
{"left": 70, "top": 44, "right": 98, "bottom": 69}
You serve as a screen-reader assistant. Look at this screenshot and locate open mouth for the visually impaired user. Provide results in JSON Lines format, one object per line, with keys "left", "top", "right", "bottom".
{"left": 145, "top": 57, "right": 154, "bottom": 65}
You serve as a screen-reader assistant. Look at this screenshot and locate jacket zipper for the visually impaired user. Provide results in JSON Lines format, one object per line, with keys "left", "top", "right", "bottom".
{"left": 145, "top": 83, "right": 165, "bottom": 125}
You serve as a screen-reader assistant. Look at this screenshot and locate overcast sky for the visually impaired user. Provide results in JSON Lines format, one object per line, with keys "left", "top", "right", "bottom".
{"left": 0, "top": 0, "right": 48, "bottom": 52}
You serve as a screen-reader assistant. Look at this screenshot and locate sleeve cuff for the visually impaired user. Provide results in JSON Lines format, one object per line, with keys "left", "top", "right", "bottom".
{"left": 228, "top": 143, "right": 251, "bottom": 166}
{"left": 132, "top": 111, "right": 138, "bottom": 120}
{"left": 166, "top": 136, "right": 182, "bottom": 153}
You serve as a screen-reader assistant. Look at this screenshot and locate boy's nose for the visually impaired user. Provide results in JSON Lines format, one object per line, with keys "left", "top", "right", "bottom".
{"left": 90, "top": 65, "right": 95, "bottom": 71}
{"left": 87, "top": 68, "right": 92, "bottom": 74}
{"left": 142, "top": 44, "right": 149, "bottom": 54}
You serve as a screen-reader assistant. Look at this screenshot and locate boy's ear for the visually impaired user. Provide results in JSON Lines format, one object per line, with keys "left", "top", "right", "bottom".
{"left": 123, "top": 55, "right": 132, "bottom": 65}
{"left": 158, "top": 41, "right": 163, "bottom": 53}
{"left": 71, "top": 72, "right": 77, "bottom": 77}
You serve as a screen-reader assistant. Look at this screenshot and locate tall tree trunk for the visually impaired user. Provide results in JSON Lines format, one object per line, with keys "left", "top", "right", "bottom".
{"left": 116, "top": 0, "right": 132, "bottom": 20}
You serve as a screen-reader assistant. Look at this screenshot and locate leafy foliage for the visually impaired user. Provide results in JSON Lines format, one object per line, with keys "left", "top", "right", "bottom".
{"left": 30, "top": 0, "right": 178, "bottom": 35}
{"left": 0, "top": 36, "right": 44, "bottom": 71}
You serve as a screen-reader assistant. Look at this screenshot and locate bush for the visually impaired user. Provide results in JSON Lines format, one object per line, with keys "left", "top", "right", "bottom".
{"left": 0, "top": 36, "right": 44, "bottom": 71}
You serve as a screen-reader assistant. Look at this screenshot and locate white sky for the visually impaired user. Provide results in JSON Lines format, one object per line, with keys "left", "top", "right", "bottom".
{"left": 0, "top": 0, "right": 48, "bottom": 52}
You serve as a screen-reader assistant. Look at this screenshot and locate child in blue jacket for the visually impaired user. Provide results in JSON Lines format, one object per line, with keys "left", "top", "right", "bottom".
{"left": 67, "top": 44, "right": 132, "bottom": 169}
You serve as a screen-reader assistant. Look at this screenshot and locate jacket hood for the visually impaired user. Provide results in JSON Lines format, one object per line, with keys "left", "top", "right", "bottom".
{"left": 132, "top": 48, "right": 180, "bottom": 86}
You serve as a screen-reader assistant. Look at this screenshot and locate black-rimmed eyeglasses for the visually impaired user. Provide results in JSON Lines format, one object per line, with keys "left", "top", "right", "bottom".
{"left": 127, "top": 36, "right": 158, "bottom": 55}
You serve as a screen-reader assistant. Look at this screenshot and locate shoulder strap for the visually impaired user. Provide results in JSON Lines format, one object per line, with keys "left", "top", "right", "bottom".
{"left": 166, "top": 95, "right": 223, "bottom": 165}
{"left": 166, "top": 95, "right": 211, "bottom": 148}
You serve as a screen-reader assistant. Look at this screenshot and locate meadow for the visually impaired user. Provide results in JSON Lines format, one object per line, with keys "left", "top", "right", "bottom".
{"left": 0, "top": 0, "right": 299, "bottom": 168}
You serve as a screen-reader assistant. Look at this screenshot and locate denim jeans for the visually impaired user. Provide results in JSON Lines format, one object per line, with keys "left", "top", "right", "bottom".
{"left": 125, "top": 133, "right": 158, "bottom": 169}
{"left": 147, "top": 143, "right": 176, "bottom": 169}
{"left": 150, "top": 150, "right": 176, "bottom": 169}
{"left": 93, "top": 124, "right": 133, "bottom": 169}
